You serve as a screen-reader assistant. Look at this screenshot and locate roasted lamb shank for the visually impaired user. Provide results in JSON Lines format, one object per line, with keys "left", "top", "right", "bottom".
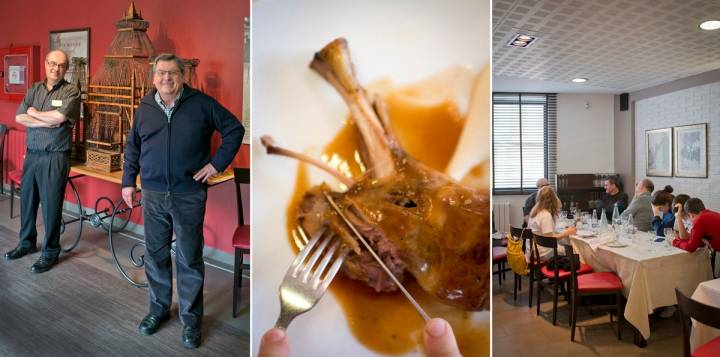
{"left": 263, "top": 38, "right": 489, "bottom": 311}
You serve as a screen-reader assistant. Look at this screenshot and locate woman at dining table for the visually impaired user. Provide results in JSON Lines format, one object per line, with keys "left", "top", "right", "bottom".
{"left": 651, "top": 185, "right": 675, "bottom": 237}
{"left": 672, "top": 194, "right": 692, "bottom": 239}
{"left": 527, "top": 186, "right": 577, "bottom": 260}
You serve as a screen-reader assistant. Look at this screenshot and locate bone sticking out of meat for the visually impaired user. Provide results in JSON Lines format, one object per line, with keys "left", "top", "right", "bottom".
{"left": 261, "top": 135, "right": 355, "bottom": 188}
{"left": 273, "top": 38, "right": 490, "bottom": 310}
{"left": 310, "top": 38, "right": 395, "bottom": 179}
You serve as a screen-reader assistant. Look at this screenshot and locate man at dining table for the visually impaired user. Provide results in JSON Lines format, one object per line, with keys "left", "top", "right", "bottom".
{"left": 601, "top": 175, "right": 628, "bottom": 219}
{"left": 673, "top": 198, "right": 720, "bottom": 252}
{"left": 621, "top": 178, "right": 654, "bottom": 232}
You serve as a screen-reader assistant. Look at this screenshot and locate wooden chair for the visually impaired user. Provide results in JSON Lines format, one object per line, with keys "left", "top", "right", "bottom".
{"left": 0, "top": 124, "right": 6, "bottom": 195}
{"left": 710, "top": 249, "right": 717, "bottom": 279}
{"left": 232, "top": 167, "right": 250, "bottom": 318}
{"left": 532, "top": 233, "right": 593, "bottom": 325}
{"left": 509, "top": 226, "right": 539, "bottom": 305}
{"left": 676, "top": 288, "right": 720, "bottom": 357}
{"left": 568, "top": 244, "right": 624, "bottom": 341}
{"left": 493, "top": 246, "right": 508, "bottom": 286}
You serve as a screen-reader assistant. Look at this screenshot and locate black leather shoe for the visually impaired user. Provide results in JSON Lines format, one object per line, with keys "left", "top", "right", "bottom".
{"left": 181, "top": 325, "right": 201, "bottom": 349}
{"left": 4, "top": 245, "right": 37, "bottom": 260}
{"left": 138, "top": 314, "right": 169, "bottom": 336}
{"left": 30, "top": 256, "right": 58, "bottom": 273}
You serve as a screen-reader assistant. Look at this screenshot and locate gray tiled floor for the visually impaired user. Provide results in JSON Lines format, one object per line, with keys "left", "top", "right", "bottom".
{"left": 492, "top": 271, "right": 683, "bottom": 356}
{"left": 0, "top": 191, "right": 250, "bottom": 336}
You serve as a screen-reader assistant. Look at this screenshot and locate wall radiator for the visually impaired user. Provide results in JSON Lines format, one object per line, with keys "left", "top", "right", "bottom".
{"left": 6, "top": 129, "right": 26, "bottom": 185}
{"left": 492, "top": 202, "right": 512, "bottom": 234}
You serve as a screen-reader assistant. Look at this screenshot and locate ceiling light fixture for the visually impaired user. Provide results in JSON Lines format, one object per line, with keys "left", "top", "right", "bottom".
{"left": 507, "top": 33, "right": 537, "bottom": 48}
{"left": 700, "top": 20, "right": 720, "bottom": 30}
{"left": 572, "top": 78, "right": 588, "bottom": 83}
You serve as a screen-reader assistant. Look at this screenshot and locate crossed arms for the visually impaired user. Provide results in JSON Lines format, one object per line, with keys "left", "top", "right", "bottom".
{"left": 16, "top": 107, "right": 67, "bottom": 128}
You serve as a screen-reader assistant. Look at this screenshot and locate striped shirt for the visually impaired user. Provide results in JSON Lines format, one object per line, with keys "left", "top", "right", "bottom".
{"left": 154, "top": 88, "right": 183, "bottom": 122}
{"left": 16, "top": 79, "right": 80, "bottom": 152}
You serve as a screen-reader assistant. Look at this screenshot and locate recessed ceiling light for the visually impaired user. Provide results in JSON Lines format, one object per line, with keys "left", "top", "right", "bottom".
{"left": 572, "top": 78, "right": 588, "bottom": 83}
{"left": 507, "top": 33, "right": 537, "bottom": 48}
{"left": 700, "top": 20, "right": 720, "bottom": 30}
{"left": 516, "top": 34, "right": 533, "bottom": 41}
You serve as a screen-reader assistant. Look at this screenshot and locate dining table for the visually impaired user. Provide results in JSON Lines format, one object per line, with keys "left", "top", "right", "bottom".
{"left": 570, "top": 229, "right": 712, "bottom": 347}
{"left": 690, "top": 278, "right": 720, "bottom": 352}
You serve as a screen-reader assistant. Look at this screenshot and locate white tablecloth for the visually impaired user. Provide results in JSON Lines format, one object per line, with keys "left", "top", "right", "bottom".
{"left": 691, "top": 278, "right": 720, "bottom": 352}
{"left": 572, "top": 232, "right": 712, "bottom": 340}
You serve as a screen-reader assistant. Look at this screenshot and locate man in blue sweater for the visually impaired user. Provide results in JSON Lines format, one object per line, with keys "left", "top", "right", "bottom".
{"left": 121, "top": 53, "right": 244, "bottom": 349}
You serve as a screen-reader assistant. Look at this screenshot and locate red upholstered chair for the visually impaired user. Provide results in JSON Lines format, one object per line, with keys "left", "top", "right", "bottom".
{"left": 492, "top": 246, "right": 508, "bottom": 285}
{"left": 676, "top": 288, "right": 720, "bottom": 357}
{"left": 8, "top": 168, "right": 22, "bottom": 219}
{"left": 232, "top": 167, "right": 250, "bottom": 318}
{"left": 568, "top": 244, "right": 624, "bottom": 341}
{"left": 532, "top": 233, "right": 593, "bottom": 325}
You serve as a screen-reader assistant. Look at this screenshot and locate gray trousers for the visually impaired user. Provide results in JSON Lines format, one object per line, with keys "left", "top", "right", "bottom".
{"left": 142, "top": 189, "right": 207, "bottom": 328}
{"left": 18, "top": 151, "right": 70, "bottom": 258}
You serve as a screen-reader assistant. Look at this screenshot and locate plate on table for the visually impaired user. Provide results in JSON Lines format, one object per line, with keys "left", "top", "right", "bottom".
{"left": 252, "top": 0, "right": 490, "bottom": 356}
{"left": 605, "top": 241, "right": 629, "bottom": 248}
{"left": 576, "top": 230, "right": 597, "bottom": 238}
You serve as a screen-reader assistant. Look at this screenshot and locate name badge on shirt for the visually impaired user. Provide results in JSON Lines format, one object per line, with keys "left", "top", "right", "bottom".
{"left": 51, "top": 99, "right": 63, "bottom": 107}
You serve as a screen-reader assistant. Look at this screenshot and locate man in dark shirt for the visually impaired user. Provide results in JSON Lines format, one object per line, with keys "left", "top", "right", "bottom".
{"left": 602, "top": 176, "right": 628, "bottom": 219}
{"left": 4, "top": 50, "right": 80, "bottom": 273}
{"left": 523, "top": 178, "right": 548, "bottom": 226}
{"left": 121, "top": 53, "right": 244, "bottom": 349}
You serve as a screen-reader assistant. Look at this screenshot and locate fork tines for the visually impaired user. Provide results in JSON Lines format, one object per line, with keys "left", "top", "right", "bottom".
{"left": 291, "top": 226, "right": 348, "bottom": 290}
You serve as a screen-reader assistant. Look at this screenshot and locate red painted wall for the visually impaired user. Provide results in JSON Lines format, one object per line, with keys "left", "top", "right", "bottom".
{"left": 0, "top": 0, "right": 250, "bottom": 253}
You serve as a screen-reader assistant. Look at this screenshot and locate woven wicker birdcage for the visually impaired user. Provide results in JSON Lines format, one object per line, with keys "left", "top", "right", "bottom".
{"left": 84, "top": 2, "right": 199, "bottom": 172}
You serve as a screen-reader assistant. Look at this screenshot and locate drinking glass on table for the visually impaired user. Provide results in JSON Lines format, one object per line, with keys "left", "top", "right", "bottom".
{"left": 664, "top": 228, "right": 676, "bottom": 248}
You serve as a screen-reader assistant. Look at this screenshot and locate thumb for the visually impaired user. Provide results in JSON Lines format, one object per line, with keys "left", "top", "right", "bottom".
{"left": 424, "top": 318, "right": 461, "bottom": 357}
{"left": 258, "top": 328, "right": 290, "bottom": 357}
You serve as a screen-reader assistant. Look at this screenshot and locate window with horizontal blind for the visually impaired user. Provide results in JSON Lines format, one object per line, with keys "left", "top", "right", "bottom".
{"left": 492, "top": 93, "right": 556, "bottom": 195}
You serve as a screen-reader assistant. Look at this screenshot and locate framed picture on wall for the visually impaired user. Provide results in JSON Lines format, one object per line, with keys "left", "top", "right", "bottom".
{"left": 49, "top": 28, "right": 90, "bottom": 93}
{"left": 646, "top": 127, "right": 672, "bottom": 177}
{"left": 674, "top": 123, "right": 707, "bottom": 178}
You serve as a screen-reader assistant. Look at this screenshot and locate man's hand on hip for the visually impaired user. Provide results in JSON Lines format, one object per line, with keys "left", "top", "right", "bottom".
{"left": 122, "top": 187, "right": 137, "bottom": 208}
{"left": 193, "top": 163, "right": 218, "bottom": 183}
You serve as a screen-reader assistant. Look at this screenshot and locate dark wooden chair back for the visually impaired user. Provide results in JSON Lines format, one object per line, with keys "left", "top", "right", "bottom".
{"left": 532, "top": 233, "right": 561, "bottom": 279}
{"left": 676, "top": 288, "right": 720, "bottom": 357}
{"left": 0, "top": 124, "right": 7, "bottom": 194}
{"left": 234, "top": 168, "right": 250, "bottom": 226}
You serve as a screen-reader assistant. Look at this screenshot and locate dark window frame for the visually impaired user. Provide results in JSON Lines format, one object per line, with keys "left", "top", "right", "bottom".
{"left": 492, "top": 92, "right": 552, "bottom": 195}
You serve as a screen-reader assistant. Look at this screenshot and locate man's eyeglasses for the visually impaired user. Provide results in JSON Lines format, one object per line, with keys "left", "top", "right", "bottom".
{"left": 47, "top": 61, "right": 68, "bottom": 70}
{"left": 155, "top": 70, "right": 181, "bottom": 77}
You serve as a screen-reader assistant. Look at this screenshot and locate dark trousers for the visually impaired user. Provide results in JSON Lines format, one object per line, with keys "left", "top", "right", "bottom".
{"left": 18, "top": 151, "right": 70, "bottom": 258}
{"left": 142, "top": 189, "right": 207, "bottom": 328}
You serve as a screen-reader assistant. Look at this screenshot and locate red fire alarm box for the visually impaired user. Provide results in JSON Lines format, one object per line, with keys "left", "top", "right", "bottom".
{"left": 0, "top": 45, "right": 40, "bottom": 101}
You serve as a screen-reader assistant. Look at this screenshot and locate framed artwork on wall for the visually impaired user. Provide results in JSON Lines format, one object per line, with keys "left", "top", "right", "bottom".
{"left": 646, "top": 127, "right": 672, "bottom": 177}
{"left": 49, "top": 28, "right": 90, "bottom": 93}
{"left": 674, "top": 123, "right": 707, "bottom": 178}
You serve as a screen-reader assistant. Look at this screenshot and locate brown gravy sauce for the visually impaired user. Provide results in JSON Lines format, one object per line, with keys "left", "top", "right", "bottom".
{"left": 285, "top": 70, "right": 488, "bottom": 355}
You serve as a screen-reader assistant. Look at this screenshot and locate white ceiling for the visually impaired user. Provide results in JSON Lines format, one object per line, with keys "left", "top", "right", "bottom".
{"left": 493, "top": 0, "right": 720, "bottom": 93}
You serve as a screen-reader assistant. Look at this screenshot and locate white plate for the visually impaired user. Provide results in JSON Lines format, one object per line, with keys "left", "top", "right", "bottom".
{"left": 576, "top": 230, "right": 597, "bottom": 238}
{"left": 605, "top": 241, "right": 629, "bottom": 248}
{"left": 251, "top": 0, "right": 490, "bottom": 355}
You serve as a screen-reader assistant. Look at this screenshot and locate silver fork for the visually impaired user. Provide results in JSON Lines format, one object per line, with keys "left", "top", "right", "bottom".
{"left": 274, "top": 226, "right": 349, "bottom": 330}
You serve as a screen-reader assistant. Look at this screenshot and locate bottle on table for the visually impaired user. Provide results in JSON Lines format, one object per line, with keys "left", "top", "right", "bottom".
{"left": 612, "top": 202, "right": 621, "bottom": 228}
{"left": 599, "top": 208, "right": 609, "bottom": 231}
